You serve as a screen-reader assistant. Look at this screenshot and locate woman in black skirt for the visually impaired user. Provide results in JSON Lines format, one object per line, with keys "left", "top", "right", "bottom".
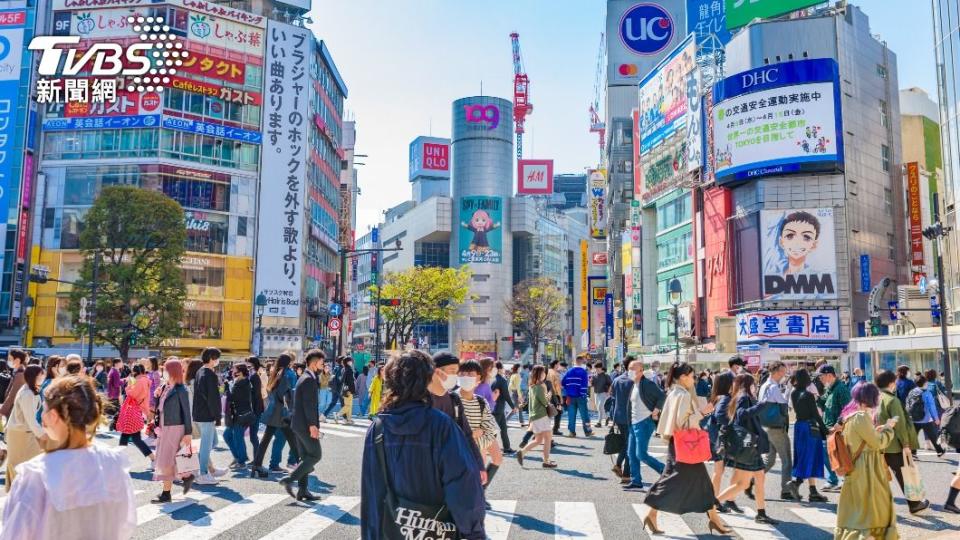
{"left": 715, "top": 373, "right": 779, "bottom": 524}
{"left": 641, "top": 362, "right": 732, "bottom": 536}
{"left": 707, "top": 372, "right": 734, "bottom": 495}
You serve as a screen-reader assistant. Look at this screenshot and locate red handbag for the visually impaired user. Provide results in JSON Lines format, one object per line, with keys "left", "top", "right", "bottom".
{"left": 673, "top": 398, "right": 712, "bottom": 464}
{"left": 116, "top": 396, "right": 145, "bottom": 434}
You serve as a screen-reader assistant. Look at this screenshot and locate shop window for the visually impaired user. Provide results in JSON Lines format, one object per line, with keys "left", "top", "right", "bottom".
{"left": 184, "top": 210, "right": 228, "bottom": 254}
{"left": 60, "top": 208, "right": 87, "bottom": 249}
{"left": 182, "top": 264, "right": 225, "bottom": 297}
{"left": 237, "top": 216, "right": 248, "bottom": 237}
{"left": 162, "top": 177, "right": 229, "bottom": 212}
{"left": 887, "top": 233, "right": 896, "bottom": 260}
{"left": 884, "top": 188, "right": 893, "bottom": 215}
{"left": 181, "top": 302, "right": 223, "bottom": 339}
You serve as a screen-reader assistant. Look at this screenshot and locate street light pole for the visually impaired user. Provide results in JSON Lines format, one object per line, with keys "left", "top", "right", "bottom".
{"left": 255, "top": 293, "right": 267, "bottom": 357}
{"left": 669, "top": 278, "right": 682, "bottom": 365}
{"left": 87, "top": 253, "right": 99, "bottom": 367}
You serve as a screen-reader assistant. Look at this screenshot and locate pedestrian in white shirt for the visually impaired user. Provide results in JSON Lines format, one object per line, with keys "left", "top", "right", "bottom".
{"left": 1, "top": 375, "right": 136, "bottom": 540}
{"left": 756, "top": 361, "right": 800, "bottom": 501}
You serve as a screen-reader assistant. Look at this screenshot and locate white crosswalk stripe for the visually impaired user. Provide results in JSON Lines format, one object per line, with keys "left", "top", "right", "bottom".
{"left": 633, "top": 504, "right": 697, "bottom": 539}
{"left": 554, "top": 501, "right": 603, "bottom": 539}
{"left": 789, "top": 506, "right": 836, "bottom": 531}
{"left": 259, "top": 495, "right": 361, "bottom": 540}
{"left": 722, "top": 507, "right": 790, "bottom": 539}
{"left": 137, "top": 492, "right": 213, "bottom": 526}
{"left": 485, "top": 499, "right": 517, "bottom": 540}
{"left": 153, "top": 493, "right": 287, "bottom": 540}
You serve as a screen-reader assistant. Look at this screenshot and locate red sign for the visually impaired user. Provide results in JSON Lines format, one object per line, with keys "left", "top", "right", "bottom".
{"left": 907, "top": 162, "right": 924, "bottom": 267}
{"left": 517, "top": 159, "right": 554, "bottom": 195}
{"left": 179, "top": 52, "right": 246, "bottom": 84}
{"left": 0, "top": 10, "right": 26, "bottom": 26}
{"left": 422, "top": 143, "right": 449, "bottom": 171}
{"left": 328, "top": 318, "right": 342, "bottom": 331}
{"left": 63, "top": 87, "right": 161, "bottom": 117}
{"left": 170, "top": 76, "right": 262, "bottom": 106}
{"left": 702, "top": 187, "right": 732, "bottom": 336}
{"left": 591, "top": 252, "right": 608, "bottom": 265}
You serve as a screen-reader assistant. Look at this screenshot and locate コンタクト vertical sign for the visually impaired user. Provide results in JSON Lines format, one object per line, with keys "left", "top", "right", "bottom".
{"left": 255, "top": 20, "right": 309, "bottom": 318}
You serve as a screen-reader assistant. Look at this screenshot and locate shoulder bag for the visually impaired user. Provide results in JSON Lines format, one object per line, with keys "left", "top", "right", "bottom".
{"left": 672, "top": 394, "right": 712, "bottom": 464}
{"left": 117, "top": 394, "right": 145, "bottom": 434}
{"left": 603, "top": 424, "right": 626, "bottom": 455}
{"left": 373, "top": 418, "right": 458, "bottom": 540}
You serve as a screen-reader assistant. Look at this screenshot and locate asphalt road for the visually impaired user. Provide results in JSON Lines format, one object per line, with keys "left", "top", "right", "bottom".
{"left": 2, "top": 413, "right": 958, "bottom": 539}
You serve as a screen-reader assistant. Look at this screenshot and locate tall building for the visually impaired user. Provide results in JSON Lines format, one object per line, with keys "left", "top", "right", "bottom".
{"left": 932, "top": 0, "right": 960, "bottom": 320}
{"left": 696, "top": 4, "right": 907, "bottom": 369}
{"left": 28, "top": 0, "right": 349, "bottom": 359}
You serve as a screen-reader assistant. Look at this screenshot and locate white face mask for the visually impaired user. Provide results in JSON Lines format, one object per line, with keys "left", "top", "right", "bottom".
{"left": 458, "top": 376, "right": 478, "bottom": 392}
{"left": 58, "top": 367, "right": 67, "bottom": 376}
{"left": 440, "top": 372, "right": 458, "bottom": 391}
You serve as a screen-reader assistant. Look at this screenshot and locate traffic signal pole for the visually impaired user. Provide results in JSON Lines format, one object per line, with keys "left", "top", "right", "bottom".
{"left": 932, "top": 198, "right": 953, "bottom": 394}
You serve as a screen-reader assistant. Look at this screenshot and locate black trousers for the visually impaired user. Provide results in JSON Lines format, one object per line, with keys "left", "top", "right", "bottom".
{"left": 884, "top": 452, "right": 906, "bottom": 493}
{"left": 494, "top": 410, "right": 512, "bottom": 451}
{"left": 287, "top": 429, "right": 322, "bottom": 490}
{"left": 253, "top": 424, "right": 296, "bottom": 468}
{"left": 552, "top": 399, "right": 563, "bottom": 433}
{"left": 119, "top": 431, "right": 152, "bottom": 457}
{"left": 615, "top": 422, "right": 631, "bottom": 475}
{"left": 916, "top": 422, "right": 945, "bottom": 453}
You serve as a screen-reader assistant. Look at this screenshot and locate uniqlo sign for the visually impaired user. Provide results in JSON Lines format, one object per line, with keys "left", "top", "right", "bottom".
{"left": 422, "top": 142, "right": 448, "bottom": 171}
{"left": 517, "top": 159, "right": 554, "bottom": 195}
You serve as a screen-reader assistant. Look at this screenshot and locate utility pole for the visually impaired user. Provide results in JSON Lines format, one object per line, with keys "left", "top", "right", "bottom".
{"left": 924, "top": 197, "right": 953, "bottom": 393}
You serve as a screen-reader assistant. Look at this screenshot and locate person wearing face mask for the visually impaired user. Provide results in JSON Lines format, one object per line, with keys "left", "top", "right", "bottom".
{"left": 561, "top": 355, "right": 593, "bottom": 437}
{"left": 36, "top": 357, "right": 64, "bottom": 427}
{"left": 458, "top": 360, "right": 503, "bottom": 497}
{"left": 318, "top": 361, "right": 333, "bottom": 421}
{"left": 895, "top": 364, "right": 916, "bottom": 408}
{"left": 475, "top": 358, "right": 497, "bottom": 407}
{"left": 279, "top": 349, "right": 325, "bottom": 501}
{"left": 428, "top": 352, "right": 486, "bottom": 476}
{"left": 2, "top": 375, "right": 137, "bottom": 539}
{"left": 336, "top": 356, "right": 357, "bottom": 425}
{"left": 5, "top": 365, "right": 47, "bottom": 491}
{"left": 90, "top": 360, "right": 107, "bottom": 393}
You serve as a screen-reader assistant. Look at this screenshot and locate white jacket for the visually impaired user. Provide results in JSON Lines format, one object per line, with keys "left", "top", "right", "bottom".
{"left": 6, "top": 386, "right": 43, "bottom": 438}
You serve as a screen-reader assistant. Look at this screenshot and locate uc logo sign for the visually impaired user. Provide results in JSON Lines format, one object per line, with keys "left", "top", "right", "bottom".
{"left": 620, "top": 3, "right": 674, "bottom": 56}
{"left": 464, "top": 104, "right": 500, "bottom": 130}
{"left": 0, "top": 36, "right": 10, "bottom": 62}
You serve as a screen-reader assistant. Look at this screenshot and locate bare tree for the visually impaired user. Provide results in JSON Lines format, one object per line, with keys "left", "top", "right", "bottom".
{"left": 505, "top": 278, "right": 566, "bottom": 363}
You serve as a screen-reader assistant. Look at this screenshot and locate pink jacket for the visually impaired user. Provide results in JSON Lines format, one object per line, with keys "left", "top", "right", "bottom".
{"left": 125, "top": 375, "right": 151, "bottom": 416}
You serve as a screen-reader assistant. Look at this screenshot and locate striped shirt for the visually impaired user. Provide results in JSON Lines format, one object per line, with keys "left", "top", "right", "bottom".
{"left": 460, "top": 393, "right": 499, "bottom": 451}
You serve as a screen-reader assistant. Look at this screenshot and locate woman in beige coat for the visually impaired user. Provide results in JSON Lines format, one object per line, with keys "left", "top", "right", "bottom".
{"left": 5, "top": 365, "right": 46, "bottom": 491}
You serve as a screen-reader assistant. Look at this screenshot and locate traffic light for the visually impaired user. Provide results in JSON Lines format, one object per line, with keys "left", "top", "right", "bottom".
{"left": 379, "top": 298, "right": 401, "bottom": 307}
{"left": 870, "top": 316, "right": 882, "bottom": 336}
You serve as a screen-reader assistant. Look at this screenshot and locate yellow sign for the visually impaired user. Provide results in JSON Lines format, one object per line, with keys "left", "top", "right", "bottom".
{"left": 580, "top": 240, "right": 588, "bottom": 329}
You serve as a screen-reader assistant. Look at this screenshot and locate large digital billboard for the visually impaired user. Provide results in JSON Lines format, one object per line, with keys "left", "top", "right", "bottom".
{"left": 760, "top": 207, "right": 837, "bottom": 300}
{"left": 458, "top": 196, "right": 503, "bottom": 264}
{"left": 637, "top": 34, "right": 697, "bottom": 152}
{"left": 712, "top": 58, "right": 843, "bottom": 183}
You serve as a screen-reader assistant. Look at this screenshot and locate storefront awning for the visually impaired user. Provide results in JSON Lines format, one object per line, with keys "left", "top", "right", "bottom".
{"left": 848, "top": 325, "right": 960, "bottom": 353}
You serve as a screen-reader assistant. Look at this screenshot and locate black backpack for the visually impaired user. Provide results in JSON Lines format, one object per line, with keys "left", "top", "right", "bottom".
{"left": 940, "top": 406, "right": 960, "bottom": 450}
{"left": 905, "top": 388, "right": 927, "bottom": 422}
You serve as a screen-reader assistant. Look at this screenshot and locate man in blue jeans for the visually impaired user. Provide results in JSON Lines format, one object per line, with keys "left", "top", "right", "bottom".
{"left": 561, "top": 355, "right": 594, "bottom": 437}
{"left": 192, "top": 347, "right": 224, "bottom": 484}
{"left": 623, "top": 360, "right": 666, "bottom": 490}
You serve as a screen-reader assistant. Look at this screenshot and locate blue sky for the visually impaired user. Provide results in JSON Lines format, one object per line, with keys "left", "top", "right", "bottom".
{"left": 309, "top": 1, "right": 937, "bottom": 233}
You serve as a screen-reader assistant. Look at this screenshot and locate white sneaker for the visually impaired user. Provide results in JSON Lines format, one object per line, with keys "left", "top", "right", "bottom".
{"left": 194, "top": 473, "right": 218, "bottom": 485}
{"left": 211, "top": 467, "right": 228, "bottom": 478}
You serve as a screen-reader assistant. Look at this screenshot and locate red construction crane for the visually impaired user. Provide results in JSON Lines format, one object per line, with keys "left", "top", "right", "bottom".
{"left": 510, "top": 32, "right": 532, "bottom": 159}
{"left": 589, "top": 33, "right": 606, "bottom": 157}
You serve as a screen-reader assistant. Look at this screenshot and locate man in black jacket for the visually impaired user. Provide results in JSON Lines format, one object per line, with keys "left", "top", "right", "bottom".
{"left": 247, "top": 356, "right": 265, "bottom": 457}
{"left": 323, "top": 358, "right": 343, "bottom": 419}
{"left": 491, "top": 361, "right": 516, "bottom": 453}
{"left": 337, "top": 356, "right": 357, "bottom": 425}
{"left": 280, "top": 349, "right": 325, "bottom": 501}
{"left": 193, "top": 347, "right": 222, "bottom": 484}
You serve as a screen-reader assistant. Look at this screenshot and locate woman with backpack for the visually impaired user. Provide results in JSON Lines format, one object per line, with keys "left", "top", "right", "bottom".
{"left": 715, "top": 373, "right": 777, "bottom": 524}
{"left": 907, "top": 375, "right": 945, "bottom": 457}
{"left": 788, "top": 368, "right": 829, "bottom": 502}
{"left": 835, "top": 383, "right": 899, "bottom": 540}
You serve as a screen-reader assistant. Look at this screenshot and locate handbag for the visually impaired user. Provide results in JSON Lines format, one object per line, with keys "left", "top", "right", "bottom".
{"left": 759, "top": 402, "right": 788, "bottom": 429}
{"left": 901, "top": 449, "right": 926, "bottom": 502}
{"left": 937, "top": 391, "right": 951, "bottom": 412}
{"left": 175, "top": 449, "right": 200, "bottom": 474}
{"left": 116, "top": 395, "right": 145, "bottom": 434}
{"left": 673, "top": 396, "right": 712, "bottom": 464}
{"left": 603, "top": 426, "right": 626, "bottom": 455}
{"left": 374, "top": 419, "right": 458, "bottom": 540}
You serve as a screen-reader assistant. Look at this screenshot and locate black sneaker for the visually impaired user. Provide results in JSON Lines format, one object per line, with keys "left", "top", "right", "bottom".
{"left": 781, "top": 492, "right": 799, "bottom": 501}
{"left": 723, "top": 501, "right": 744, "bottom": 514}
{"left": 622, "top": 483, "right": 645, "bottom": 491}
{"left": 908, "top": 499, "right": 930, "bottom": 515}
{"left": 745, "top": 481, "right": 755, "bottom": 500}
{"left": 944, "top": 503, "right": 960, "bottom": 514}
{"left": 755, "top": 512, "right": 779, "bottom": 525}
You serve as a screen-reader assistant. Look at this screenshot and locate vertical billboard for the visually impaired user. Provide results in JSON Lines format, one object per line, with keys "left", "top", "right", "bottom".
{"left": 687, "top": 0, "right": 732, "bottom": 50}
{"left": 760, "top": 208, "right": 837, "bottom": 300}
{"left": 607, "top": 0, "right": 687, "bottom": 86}
{"left": 580, "top": 240, "right": 589, "bottom": 330}
{"left": 409, "top": 136, "right": 450, "bottom": 180}
{"left": 255, "top": 21, "right": 310, "bottom": 318}
{"left": 588, "top": 169, "right": 607, "bottom": 238}
{"left": 712, "top": 58, "right": 843, "bottom": 183}
{"left": 0, "top": 8, "right": 26, "bottom": 296}
{"left": 906, "top": 162, "right": 924, "bottom": 267}
{"left": 702, "top": 187, "right": 730, "bottom": 335}
{"left": 517, "top": 159, "right": 554, "bottom": 195}
{"left": 458, "top": 196, "right": 503, "bottom": 264}
{"left": 632, "top": 108, "right": 642, "bottom": 198}
{"left": 724, "top": 0, "right": 823, "bottom": 30}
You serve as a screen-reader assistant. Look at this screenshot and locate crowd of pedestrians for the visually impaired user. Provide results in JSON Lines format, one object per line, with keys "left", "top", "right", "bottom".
{"left": 0, "top": 344, "right": 957, "bottom": 539}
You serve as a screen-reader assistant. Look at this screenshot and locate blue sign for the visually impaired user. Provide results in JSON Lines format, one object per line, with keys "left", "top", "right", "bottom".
{"left": 371, "top": 227, "right": 379, "bottom": 245}
{"left": 329, "top": 303, "right": 343, "bottom": 317}
{"left": 161, "top": 116, "right": 262, "bottom": 145}
{"left": 0, "top": 79, "right": 17, "bottom": 267}
{"left": 604, "top": 293, "right": 614, "bottom": 341}
{"left": 714, "top": 59, "right": 841, "bottom": 101}
{"left": 620, "top": 3, "right": 675, "bottom": 55}
{"left": 860, "top": 254, "right": 871, "bottom": 293}
{"left": 42, "top": 115, "right": 160, "bottom": 131}
{"left": 687, "top": 0, "right": 733, "bottom": 51}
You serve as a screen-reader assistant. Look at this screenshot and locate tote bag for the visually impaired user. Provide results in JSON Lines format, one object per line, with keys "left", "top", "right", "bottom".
{"left": 901, "top": 449, "right": 925, "bottom": 502}
{"left": 116, "top": 396, "right": 145, "bottom": 434}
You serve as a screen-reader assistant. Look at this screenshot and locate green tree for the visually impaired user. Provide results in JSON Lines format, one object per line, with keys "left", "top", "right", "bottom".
{"left": 505, "top": 277, "right": 565, "bottom": 363}
{"left": 68, "top": 186, "right": 187, "bottom": 361}
{"left": 373, "top": 266, "right": 472, "bottom": 347}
